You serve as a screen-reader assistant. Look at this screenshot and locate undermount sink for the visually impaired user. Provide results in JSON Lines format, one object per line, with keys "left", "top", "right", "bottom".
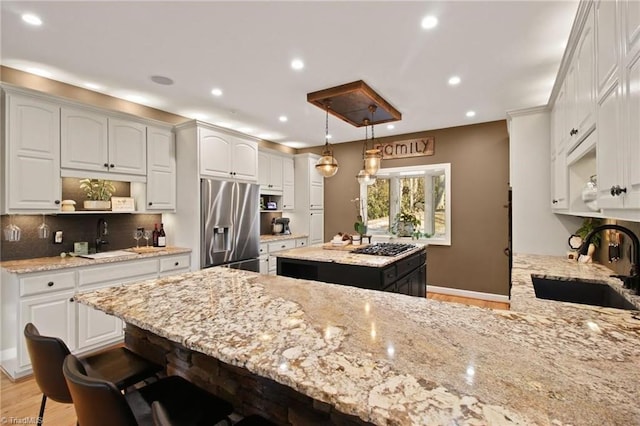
{"left": 531, "top": 275, "right": 638, "bottom": 311}
{"left": 79, "top": 250, "right": 136, "bottom": 260}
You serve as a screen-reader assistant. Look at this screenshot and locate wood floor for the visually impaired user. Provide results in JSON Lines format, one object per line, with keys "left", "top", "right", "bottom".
{"left": 1, "top": 294, "right": 507, "bottom": 425}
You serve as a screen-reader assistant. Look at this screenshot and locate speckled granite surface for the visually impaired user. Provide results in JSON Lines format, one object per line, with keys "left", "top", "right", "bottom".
{"left": 0, "top": 247, "right": 191, "bottom": 273}
{"left": 275, "top": 244, "right": 425, "bottom": 268}
{"left": 260, "top": 233, "right": 308, "bottom": 243}
{"left": 75, "top": 253, "right": 640, "bottom": 425}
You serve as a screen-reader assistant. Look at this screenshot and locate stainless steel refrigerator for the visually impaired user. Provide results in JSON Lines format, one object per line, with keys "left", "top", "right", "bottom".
{"left": 201, "top": 179, "right": 260, "bottom": 271}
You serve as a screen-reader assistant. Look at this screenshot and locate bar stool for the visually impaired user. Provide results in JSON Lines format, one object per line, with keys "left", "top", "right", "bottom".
{"left": 63, "top": 354, "right": 234, "bottom": 426}
{"left": 24, "top": 323, "right": 162, "bottom": 425}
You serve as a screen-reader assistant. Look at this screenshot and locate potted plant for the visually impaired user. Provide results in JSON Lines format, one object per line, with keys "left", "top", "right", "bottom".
{"left": 79, "top": 178, "right": 116, "bottom": 210}
{"left": 394, "top": 210, "right": 421, "bottom": 237}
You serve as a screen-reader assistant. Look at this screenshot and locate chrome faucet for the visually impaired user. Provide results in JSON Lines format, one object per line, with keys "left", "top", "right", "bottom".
{"left": 96, "top": 218, "right": 109, "bottom": 252}
{"left": 579, "top": 224, "right": 639, "bottom": 294}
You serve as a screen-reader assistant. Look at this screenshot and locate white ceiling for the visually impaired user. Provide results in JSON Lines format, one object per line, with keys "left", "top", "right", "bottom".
{"left": 1, "top": 1, "right": 579, "bottom": 148}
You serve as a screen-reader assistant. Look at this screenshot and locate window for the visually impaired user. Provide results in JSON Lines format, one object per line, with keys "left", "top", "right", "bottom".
{"left": 359, "top": 163, "right": 451, "bottom": 245}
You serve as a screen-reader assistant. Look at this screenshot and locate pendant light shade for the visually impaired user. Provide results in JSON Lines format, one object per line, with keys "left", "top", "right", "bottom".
{"left": 356, "top": 169, "right": 376, "bottom": 185}
{"left": 364, "top": 105, "right": 382, "bottom": 176}
{"left": 315, "top": 103, "right": 338, "bottom": 178}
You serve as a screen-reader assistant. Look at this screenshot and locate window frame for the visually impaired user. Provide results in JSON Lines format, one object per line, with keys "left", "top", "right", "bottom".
{"left": 359, "top": 163, "right": 451, "bottom": 246}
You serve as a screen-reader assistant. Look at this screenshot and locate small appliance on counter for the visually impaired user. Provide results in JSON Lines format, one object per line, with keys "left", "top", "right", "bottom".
{"left": 272, "top": 217, "right": 291, "bottom": 235}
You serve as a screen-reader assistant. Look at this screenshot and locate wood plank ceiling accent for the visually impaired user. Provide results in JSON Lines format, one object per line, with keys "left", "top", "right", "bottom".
{"left": 307, "top": 80, "right": 401, "bottom": 127}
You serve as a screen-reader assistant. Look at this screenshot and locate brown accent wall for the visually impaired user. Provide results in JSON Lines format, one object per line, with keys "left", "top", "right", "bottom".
{"left": 301, "top": 120, "right": 510, "bottom": 296}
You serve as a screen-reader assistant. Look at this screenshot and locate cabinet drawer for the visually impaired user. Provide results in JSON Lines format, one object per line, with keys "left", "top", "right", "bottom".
{"left": 295, "top": 238, "right": 307, "bottom": 248}
{"left": 381, "top": 265, "right": 397, "bottom": 287}
{"left": 78, "top": 259, "right": 158, "bottom": 287}
{"left": 268, "top": 239, "right": 296, "bottom": 253}
{"left": 397, "top": 251, "right": 426, "bottom": 279}
{"left": 259, "top": 243, "right": 268, "bottom": 256}
{"left": 160, "top": 255, "right": 191, "bottom": 273}
{"left": 20, "top": 271, "right": 76, "bottom": 297}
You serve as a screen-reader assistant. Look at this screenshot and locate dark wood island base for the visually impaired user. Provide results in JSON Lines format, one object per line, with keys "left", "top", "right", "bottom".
{"left": 125, "top": 324, "right": 372, "bottom": 426}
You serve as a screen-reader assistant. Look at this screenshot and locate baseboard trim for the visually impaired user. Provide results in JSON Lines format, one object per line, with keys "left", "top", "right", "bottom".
{"left": 428, "top": 285, "right": 511, "bottom": 304}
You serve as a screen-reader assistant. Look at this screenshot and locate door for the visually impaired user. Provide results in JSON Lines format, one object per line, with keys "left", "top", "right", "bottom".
{"left": 200, "top": 128, "right": 232, "bottom": 177}
{"left": 19, "top": 291, "right": 76, "bottom": 368}
{"left": 108, "top": 118, "right": 146, "bottom": 175}
{"left": 61, "top": 107, "right": 109, "bottom": 172}
{"left": 7, "top": 94, "right": 61, "bottom": 211}
{"left": 77, "top": 303, "right": 123, "bottom": 350}
{"left": 309, "top": 211, "right": 324, "bottom": 245}
{"left": 232, "top": 139, "right": 258, "bottom": 181}
{"left": 147, "top": 126, "right": 176, "bottom": 210}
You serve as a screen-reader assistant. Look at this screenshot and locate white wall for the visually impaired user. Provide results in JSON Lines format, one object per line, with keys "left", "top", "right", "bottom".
{"left": 508, "top": 108, "right": 582, "bottom": 255}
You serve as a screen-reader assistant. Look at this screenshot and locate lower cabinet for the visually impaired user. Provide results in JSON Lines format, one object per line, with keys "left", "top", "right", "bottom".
{"left": 1, "top": 252, "right": 191, "bottom": 379}
{"left": 259, "top": 237, "right": 307, "bottom": 275}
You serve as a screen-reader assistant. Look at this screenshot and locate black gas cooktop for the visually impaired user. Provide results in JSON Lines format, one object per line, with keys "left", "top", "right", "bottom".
{"left": 350, "top": 243, "right": 416, "bottom": 257}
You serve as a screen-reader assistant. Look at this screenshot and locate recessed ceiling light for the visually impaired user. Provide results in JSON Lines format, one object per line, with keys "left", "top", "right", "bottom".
{"left": 26, "top": 67, "right": 51, "bottom": 78}
{"left": 421, "top": 15, "right": 438, "bottom": 30}
{"left": 386, "top": 124, "right": 395, "bottom": 130}
{"left": 448, "top": 76, "right": 461, "bottom": 86}
{"left": 279, "top": 115, "right": 288, "bottom": 122}
{"left": 84, "top": 82, "right": 102, "bottom": 90}
{"left": 466, "top": 110, "right": 476, "bottom": 118}
{"left": 22, "top": 13, "right": 42, "bottom": 26}
{"left": 150, "top": 75, "right": 174, "bottom": 85}
{"left": 211, "top": 88, "right": 223, "bottom": 97}
{"left": 291, "top": 59, "right": 304, "bottom": 71}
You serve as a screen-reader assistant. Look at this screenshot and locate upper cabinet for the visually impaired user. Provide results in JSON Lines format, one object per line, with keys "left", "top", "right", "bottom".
{"left": 61, "top": 107, "right": 146, "bottom": 179}
{"left": 199, "top": 127, "right": 258, "bottom": 182}
{"left": 146, "top": 126, "right": 176, "bottom": 211}
{"left": 2, "top": 92, "right": 62, "bottom": 213}
{"left": 258, "top": 150, "right": 284, "bottom": 193}
{"left": 282, "top": 157, "right": 295, "bottom": 210}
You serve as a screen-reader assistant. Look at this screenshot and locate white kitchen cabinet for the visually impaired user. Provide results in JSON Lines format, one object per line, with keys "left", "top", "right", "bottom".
{"left": 159, "top": 254, "right": 191, "bottom": 276}
{"left": 623, "top": 0, "right": 640, "bottom": 54}
{"left": 61, "top": 108, "right": 147, "bottom": 177}
{"left": 3, "top": 92, "right": 61, "bottom": 213}
{"left": 76, "top": 286, "right": 123, "bottom": 350}
{"left": 551, "top": 87, "right": 568, "bottom": 210}
{"left": 595, "top": 0, "right": 618, "bottom": 97}
{"left": 19, "top": 291, "right": 76, "bottom": 369}
{"left": 259, "top": 243, "right": 269, "bottom": 274}
{"left": 146, "top": 126, "right": 176, "bottom": 211}
{"left": 267, "top": 239, "right": 296, "bottom": 275}
{"left": 200, "top": 126, "right": 258, "bottom": 182}
{"left": 258, "top": 150, "right": 284, "bottom": 193}
{"left": 290, "top": 153, "right": 325, "bottom": 245}
{"left": 282, "top": 157, "right": 295, "bottom": 210}
{"left": 619, "top": 48, "right": 640, "bottom": 209}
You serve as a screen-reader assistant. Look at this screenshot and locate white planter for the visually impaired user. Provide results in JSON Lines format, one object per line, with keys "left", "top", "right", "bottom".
{"left": 83, "top": 200, "right": 111, "bottom": 210}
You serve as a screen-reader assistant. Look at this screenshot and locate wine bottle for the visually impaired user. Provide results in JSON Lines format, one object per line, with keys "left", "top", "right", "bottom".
{"left": 152, "top": 224, "right": 159, "bottom": 247}
{"left": 158, "top": 223, "right": 166, "bottom": 248}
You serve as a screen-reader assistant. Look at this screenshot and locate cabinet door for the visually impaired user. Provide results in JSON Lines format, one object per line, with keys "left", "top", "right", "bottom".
{"left": 282, "top": 157, "right": 295, "bottom": 210}
{"left": 309, "top": 157, "right": 323, "bottom": 186}
{"left": 147, "top": 126, "right": 176, "bottom": 211}
{"left": 77, "top": 302, "right": 123, "bottom": 351}
{"left": 61, "top": 107, "right": 109, "bottom": 172}
{"left": 269, "top": 155, "right": 283, "bottom": 191}
{"left": 200, "top": 128, "right": 232, "bottom": 177}
{"left": 551, "top": 144, "right": 568, "bottom": 209}
{"left": 19, "top": 291, "right": 76, "bottom": 368}
{"left": 6, "top": 94, "right": 61, "bottom": 211}
{"left": 258, "top": 151, "right": 270, "bottom": 188}
{"left": 310, "top": 182, "right": 323, "bottom": 209}
{"left": 623, "top": 50, "right": 640, "bottom": 208}
{"left": 597, "top": 81, "right": 624, "bottom": 208}
{"left": 232, "top": 139, "right": 258, "bottom": 182}
{"left": 595, "top": 0, "right": 619, "bottom": 96}
{"left": 575, "top": 6, "right": 596, "bottom": 139}
{"left": 309, "top": 211, "right": 324, "bottom": 245}
{"left": 259, "top": 256, "right": 269, "bottom": 274}
{"left": 108, "top": 118, "right": 147, "bottom": 175}
{"left": 623, "top": 0, "right": 640, "bottom": 54}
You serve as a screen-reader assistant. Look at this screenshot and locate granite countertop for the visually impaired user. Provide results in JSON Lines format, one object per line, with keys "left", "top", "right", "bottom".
{"left": 0, "top": 247, "right": 192, "bottom": 274}
{"left": 275, "top": 243, "right": 426, "bottom": 268}
{"left": 260, "top": 233, "right": 308, "bottom": 243}
{"left": 74, "top": 253, "right": 640, "bottom": 425}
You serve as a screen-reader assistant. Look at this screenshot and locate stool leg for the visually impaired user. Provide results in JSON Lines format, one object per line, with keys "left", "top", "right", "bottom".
{"left": 37, "top": 394, "right": 46, "bottom": 425}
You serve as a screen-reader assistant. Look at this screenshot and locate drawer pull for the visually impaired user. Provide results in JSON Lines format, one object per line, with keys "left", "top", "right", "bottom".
{"left": 69, "top": 298, "right": 74, "bottom": 302}
{"left": 174, "top": 262, "right": 179, "bottom": 266}
{"left": 47, "top": 281, "right": 54, "bottom": 287}
{"left": 281, "top": 245, "right": 286, "bottom": 249}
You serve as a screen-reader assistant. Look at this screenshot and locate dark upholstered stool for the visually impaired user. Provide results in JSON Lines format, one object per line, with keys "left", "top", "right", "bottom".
{"left": 64, "top": 354, "right": 234, "bottom": 426}
{"left": 24, "top": 322, "right": 162, "bottom": 425}
{"left": 152, "top": 401, "right": 275, "bottom": 426}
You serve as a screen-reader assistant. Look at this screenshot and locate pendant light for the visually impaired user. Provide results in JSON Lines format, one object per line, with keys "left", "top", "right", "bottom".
{"left": 363, "top": 105, "right": 382, "bottom": 176}
{"left": 356, "top": 121, "right": 376, "bottom": 185}
{"left": 315, "top": 103, "right": 339, "bottom": 178}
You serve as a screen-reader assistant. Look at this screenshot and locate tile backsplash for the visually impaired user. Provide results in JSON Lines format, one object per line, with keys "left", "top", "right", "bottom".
{"left": 0, "top": 214, "right": 162, "bottom": 261}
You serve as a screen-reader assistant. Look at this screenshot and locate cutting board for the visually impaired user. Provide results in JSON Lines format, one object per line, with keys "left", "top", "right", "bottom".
{"left": 322, "top": 242, "right": 369, "bottom": 251}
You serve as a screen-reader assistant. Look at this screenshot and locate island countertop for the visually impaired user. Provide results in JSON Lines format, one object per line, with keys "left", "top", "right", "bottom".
{"left": 275, "top": 243, "right": 426, "bottom": 268}
{"left": 75, "top": 254, "right": 640, "bottom": 425}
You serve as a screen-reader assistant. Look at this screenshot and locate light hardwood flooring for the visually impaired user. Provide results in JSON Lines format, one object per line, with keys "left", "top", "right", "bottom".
{"left": 1, "top": 372, "right": 77, "bottom": 425}
{"left": 427, "top": 292, "right": 510, "bottom": 310}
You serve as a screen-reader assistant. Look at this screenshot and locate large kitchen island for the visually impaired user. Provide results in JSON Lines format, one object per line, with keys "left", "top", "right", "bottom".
{"left": 276, "top": 243, "right": 427, "bottom": 297}
{"left": 73, "top": 255, "right": 640, "bottom": 426}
